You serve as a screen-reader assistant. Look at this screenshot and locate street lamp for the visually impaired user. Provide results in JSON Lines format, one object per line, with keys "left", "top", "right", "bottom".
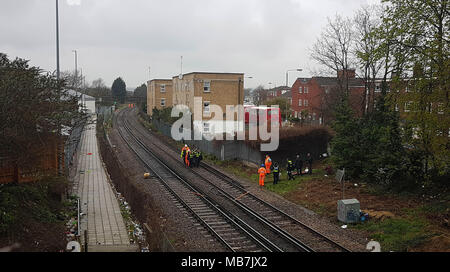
{"left": 286, "top": 68, "right": 302, "bottom": 87}
{"left": 56, "top": 0, "right": 60, "bottom": 80}
{"left": 72, "top": 50, "right": 78, "bottom": 87}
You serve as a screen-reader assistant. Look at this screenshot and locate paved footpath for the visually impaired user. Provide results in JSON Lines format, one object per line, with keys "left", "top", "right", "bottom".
{"left": 74, "top": 116, "right": 138, "bottom": 252}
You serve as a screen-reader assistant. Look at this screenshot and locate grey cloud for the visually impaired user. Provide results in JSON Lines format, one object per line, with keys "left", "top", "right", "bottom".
{"left": 0, "top": 0, "right": 379, "bottom": 88}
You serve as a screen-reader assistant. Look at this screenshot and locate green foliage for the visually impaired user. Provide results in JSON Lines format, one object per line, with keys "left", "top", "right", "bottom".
{"left": 133, "top": 83, "right": 147, "bottom": 98}
{"left": 379, "top": 0, "right": 450, "bottom": 185}
{"left": 111, "top": 77, "right": 127, "bottom": 104}
{"left": 0, "top": 53, "right": 84, "bottom": 161}
{"left": 152, "top": 107, "right": 177, "bottom": 124}
{"left": 330, "top": 96, "right": 364, "bottom": 179}
{"left": 330, "top": 0, "right": 449, "bottom": 189}
{"left": 0, "top": 179, "right": 69, "bottom": 235}
{"left": 266, "top": 97, "right": 290, "bottom": 120}
{"left": 360, "top": 95, "right": 407, "bottom": 186}
{"left": 331, "top": 93, "right": 408, "bottom": 187}
{"left": 354, "top": 217, "right": 431, "bottom": 252}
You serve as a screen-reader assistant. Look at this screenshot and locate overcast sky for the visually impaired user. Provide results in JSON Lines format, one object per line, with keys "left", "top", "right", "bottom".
{"left": 1, "top": 0, "right": 380, "bottom": 90}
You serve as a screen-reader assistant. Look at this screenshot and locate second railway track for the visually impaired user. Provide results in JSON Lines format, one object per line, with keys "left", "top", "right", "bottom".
{"left": 116, "top": 108, "right": 352, "bottom": 252}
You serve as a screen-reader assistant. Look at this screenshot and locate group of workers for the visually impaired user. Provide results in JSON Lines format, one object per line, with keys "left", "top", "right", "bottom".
{"left": 180, "top": 143, "right": 314, "bottom": 189}
{"left": 180, "top": 144, "right": 203, "bottom": 168}
{"left": 258, "top": 153, "right": 313, "bottom": 187}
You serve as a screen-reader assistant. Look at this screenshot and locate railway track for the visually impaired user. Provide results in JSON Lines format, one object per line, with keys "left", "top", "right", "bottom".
{"left": 115, "top": 109, "right": 281, "bottom": 252}
{"left": 118, "top": 108, "right": 352, "bottom": 252}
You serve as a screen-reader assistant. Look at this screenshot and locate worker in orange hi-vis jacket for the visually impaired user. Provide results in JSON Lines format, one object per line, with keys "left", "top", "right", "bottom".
{"left": 181, "top": 144, "right": 189, "bottom": 164}
{"left": 258, "top": 164, "right": 267, "bottom": 187}
{"left": 185, "top": 149, "right": 191, "bottom": 167}
{"left": 265, "top": 155, "right": 272, "bottom": 174}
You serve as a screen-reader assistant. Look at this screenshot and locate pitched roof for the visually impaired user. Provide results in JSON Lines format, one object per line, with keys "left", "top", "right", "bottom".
{"left": 295, "top": 77, "right": 365, "bottom": 87}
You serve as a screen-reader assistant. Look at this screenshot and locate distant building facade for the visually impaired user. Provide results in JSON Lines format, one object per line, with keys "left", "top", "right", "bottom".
{"left": 147, "top": 72, "right": 245, "bottom": 134}
{"left": 290, "top": 69, "right": 365, "bottom": 125}
{"left": 147, "top": 79, "right": 173, "bottom": 116}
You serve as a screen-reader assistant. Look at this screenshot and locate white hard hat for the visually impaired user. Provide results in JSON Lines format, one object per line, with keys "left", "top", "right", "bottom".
{"left": 185, "top": 144, "right": 187, "bottom": 147}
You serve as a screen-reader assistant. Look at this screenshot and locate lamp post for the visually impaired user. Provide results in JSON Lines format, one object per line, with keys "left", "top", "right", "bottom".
{"left": 286, "top": 68, "right": 302, "bottom": 87}
{"left": 56, "top": 0, "right": 60, "bottom": 80}
{"left": 72, "top": 50, "right": 78, "bottom": 88}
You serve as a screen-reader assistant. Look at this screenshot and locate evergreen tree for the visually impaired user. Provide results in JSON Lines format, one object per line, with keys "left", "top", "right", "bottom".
{"left": 360, "top": 92, "right": 406, "bottom": 187}
{"left": 111, "top": 77, "right": 127, "bottom": 104}
{"left": 330, "top": 96, "right": 364, "bottom": 179}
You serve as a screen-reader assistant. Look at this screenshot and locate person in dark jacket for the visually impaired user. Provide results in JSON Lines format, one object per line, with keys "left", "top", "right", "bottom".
{"left": 294, "top": 154, "right": 303, "bottom": 176}
{"left": 189, "top": 151, "right": 195, "bottom": 168}
{"left": 306, "top": 153, "right": 313, "bottom": 175}
{"left": 195, "top": 150, "right": 203, "bottom": 167}
{"left": 198, "top": 151, "right": 203, "bottom": 167}
{"left": 272, "top": 163, "right": 280, "bottom": 185}
{"left": 286, "top": 159, "right": 295, "bottom": 180}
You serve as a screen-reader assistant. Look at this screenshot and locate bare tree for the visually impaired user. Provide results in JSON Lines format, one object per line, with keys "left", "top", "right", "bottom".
{"left": 311, "top": 14, "right": 356, "bottom": 96}
{"left": 61, "top": 70, "right": 83, "bottom": 90}
{"left": 354, "top": 5, "right": 385, "bottom": 114}
{"left": 251, "top": 85, "right": 267, "bottom": 106}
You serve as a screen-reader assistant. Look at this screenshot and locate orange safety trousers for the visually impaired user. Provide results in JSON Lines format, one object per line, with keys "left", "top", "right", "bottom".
{"left": 259, "top": 175, "right": 265, "bottom": 186}
{"left": 258, "top": 167, "right": 266, "bottom": 186}
{"left": 185, "top": 153, "right": 190, "bottom": 167}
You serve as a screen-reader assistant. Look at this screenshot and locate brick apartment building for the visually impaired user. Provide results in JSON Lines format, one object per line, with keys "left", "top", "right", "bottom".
{"left": 290, "top": 69, "right": 365, "bottom": 124}
{"left": 265, "top": 86, "right": 291, "bottom": 101}
{"left": 289, "top": 69, "right": 447, "bottom": 126}
{"left": 147, "top": 79, "right": 173, "bottom": 116}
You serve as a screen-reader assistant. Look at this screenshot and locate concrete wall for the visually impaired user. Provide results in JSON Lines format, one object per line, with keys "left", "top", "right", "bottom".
{"left": 152, "top": 119, "right": 262, "bottom": 166}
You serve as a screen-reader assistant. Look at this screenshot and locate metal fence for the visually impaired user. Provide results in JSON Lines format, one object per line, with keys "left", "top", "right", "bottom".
{"left": 97, "top": 105, "right": 114, "bottom": 124}
{"left": 64, "top": 117, "right": 87, "bottom": 172}
{"left": 152, "top": 119, "right": 262, "bottom": 166}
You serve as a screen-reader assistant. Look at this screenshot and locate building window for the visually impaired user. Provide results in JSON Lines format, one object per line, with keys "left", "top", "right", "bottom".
{"left": 304, "top": 87, "right": 309, "bottom": 94}
{"left": 298, "top": 99, "right": 302, "bottom": 107}
{"left": 312, "top": 112, "right": 316, "bottom": 120}
{"left": 203, "top": 81, "right": 211, "bottom": 92}
{"left": 304, "top": 99, "right": 308, "bottom": 106}
{"left": 160, "top": 84, "right": 166, "bottom": 93}
{"left": 203, "top": 122, "right": 210, "bottom": 133}
{"left": 299, "top": 87, "right": 303, "bottom": 94}
{"left": 203, "top": 101, "right": 211, "bottom": 114}
{"left": 395, "top": 104, "right": 399, "bottom": 112}
{"left": 160, "top": 98, "right": 166, "bottom": 107}
{"left": 375, "top": 83, "right": 381, "bottom": 92}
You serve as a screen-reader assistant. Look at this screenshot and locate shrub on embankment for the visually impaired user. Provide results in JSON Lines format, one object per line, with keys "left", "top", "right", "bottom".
{"left": 244, "top": 126, "right": 333, "bottom": 167}
{"left": 0, "top": 177, "right": 72, "bottom": 251}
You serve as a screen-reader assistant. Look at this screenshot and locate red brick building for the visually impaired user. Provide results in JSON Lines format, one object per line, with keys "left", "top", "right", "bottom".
{"left": 290, "top": 70, "right": 365, "bottom": 125}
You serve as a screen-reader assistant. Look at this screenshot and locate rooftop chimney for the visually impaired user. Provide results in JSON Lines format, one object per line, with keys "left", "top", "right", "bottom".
{"left": 337, "top": 69, "right": 356, "bottom": 79}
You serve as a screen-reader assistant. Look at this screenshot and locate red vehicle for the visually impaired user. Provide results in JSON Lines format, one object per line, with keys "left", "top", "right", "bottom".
{"left": 244, "top": 105, "right": 281, "bottom": 126}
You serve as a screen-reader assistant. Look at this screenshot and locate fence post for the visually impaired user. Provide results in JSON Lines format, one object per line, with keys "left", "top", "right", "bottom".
{"left": 84, "top": 230, "right": 88, "bottom": 252}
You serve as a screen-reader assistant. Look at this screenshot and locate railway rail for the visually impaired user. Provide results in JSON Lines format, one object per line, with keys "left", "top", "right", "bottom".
{"left": 116, "top": 109, "right": 280, "bottom": 252}
{"left": 116, "top": 108, "right": 352, "bottom": 252}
